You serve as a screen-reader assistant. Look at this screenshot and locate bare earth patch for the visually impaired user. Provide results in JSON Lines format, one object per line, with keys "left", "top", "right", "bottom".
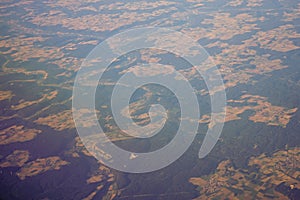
{"left": 17, "top": 156, "right": 69, "bottom": 180}
{"left": 200, "top": 94, "right": 298, "bottom": 128}
{"left": 190, "top": 147, "right": 300, "bottom": 199}
{"left": 0, "top": 125, "right": 42, "bottom": 145}
{"left": 0, "top": 90, "right": 13, "bottom": 101}
{"left": 0, "top": 150, "right": 30, "bottom": 167}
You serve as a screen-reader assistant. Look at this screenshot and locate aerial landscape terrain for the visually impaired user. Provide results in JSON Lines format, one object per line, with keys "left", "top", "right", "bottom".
{"left": 0, "top": 0, "right": 300, "bottom": 199}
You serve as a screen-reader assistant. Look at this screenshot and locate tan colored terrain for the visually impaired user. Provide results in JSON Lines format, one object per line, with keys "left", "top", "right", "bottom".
{"left": 0, "top": 150, "right": 30, "bottom": 167}
{"left": 11, "top": 91, "right": 58, "bottom": 110}
{"left": 34, "top": 110, "right": 75, "bottom": 131}
{"left": 0, "top": 90, "right": 13, "bottom": 101}
{"left": 28, "top": 8, "right": 175, "bottom": 33}
{"left": 246, "top": 0, "right": 263, "bottom": 7}
{"left": 200, "top": 94, "right": 298, "bottom": 128}
{"left": 283, "top": 3, "right": 300, "bottom": 21}
{"left": 0, "top": 35, "right": 64, "bottom": 62}
{"left": 183, "top": 12, "right": 261, "bottom": 41}
{"left": 244, "top": 24, "right": 300, "bottom": 52}
{"left": 226, "top": 0, "right": 243, "bottom": 7}
{"left": 83, "top": 157, "right": 116, "bottom": 200}
{"left": 17, "top": 156, "right": 69, "bottom": 180}
{"left": 34, "top": 109, "right": 102, "bottom": 131}
{"left": 0, "top": 125, "right": 42, "bottom": 145}
{"left": 190, "top": 147, "right": 300, "bottom": 200}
